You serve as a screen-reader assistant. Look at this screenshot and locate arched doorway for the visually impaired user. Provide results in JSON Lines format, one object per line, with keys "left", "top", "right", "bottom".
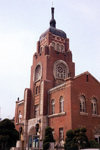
{"left": 28, "top": 126, "right": 40, "bottom": 149}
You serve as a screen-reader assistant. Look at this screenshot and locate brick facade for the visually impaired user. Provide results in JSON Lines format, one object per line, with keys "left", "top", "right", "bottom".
{"left": 14, "top": 7, "right": 100, "bottom": 148}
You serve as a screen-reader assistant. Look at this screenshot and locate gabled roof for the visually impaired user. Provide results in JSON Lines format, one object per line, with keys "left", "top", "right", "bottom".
{"left": 74, "top": 71, "right": 100, "bottom": 85}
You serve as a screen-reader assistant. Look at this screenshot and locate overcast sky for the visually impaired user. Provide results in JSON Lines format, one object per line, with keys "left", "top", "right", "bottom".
{"left": 0, "top": 0, "right": 100, "bottom": 119}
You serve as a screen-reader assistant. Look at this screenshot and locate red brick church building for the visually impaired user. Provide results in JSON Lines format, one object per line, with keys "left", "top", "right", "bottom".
{"left": 15, "top": 7, "right": 100, "bottom": 149}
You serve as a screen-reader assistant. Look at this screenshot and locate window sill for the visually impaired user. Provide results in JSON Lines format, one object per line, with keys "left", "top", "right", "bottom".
{"left": 48, "top": 112, "right": 66, "bottom": 118}
{"left": 92, "top": 114, "right": 100, "bottom": 118}
{"left": 80, "top": 112, "right": 88, "bottom": 116}
{"left": 16, "top": 122, "right": 24, "bottom": 125}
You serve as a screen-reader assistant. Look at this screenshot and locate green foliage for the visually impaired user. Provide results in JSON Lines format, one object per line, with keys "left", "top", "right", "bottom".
{"left": 43, "top": 126, "right": 55, "bottom": 150}
{"left": 43, "top": 142, "right": 50, "bottom": 150}
{"left": 64, "top": 130, "right": 78, "bottom": 150}
{"left": 66, "top": 130, "right": 75, "bottom": 139}
{"left": 74, "top": 128, "right": 89, "bottom": 149}
{"left": 64, "top": 128, "right": 89, "bottom": 150}
{"left": 89, "top": 140, "right": 100, "bottom": 148}
{"left": 0, "top": 119, "right": 19, "bottom": 150}
{"left": 80, "top": 127, "right": 86, "bottom": 133}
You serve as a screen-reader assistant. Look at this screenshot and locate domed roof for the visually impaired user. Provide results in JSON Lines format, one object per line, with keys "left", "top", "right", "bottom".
{"left": 39, "top": 7, "right": 67, "bottom": 40}
{"left": 39, "top": 26, "right": 66, "bottom": 40}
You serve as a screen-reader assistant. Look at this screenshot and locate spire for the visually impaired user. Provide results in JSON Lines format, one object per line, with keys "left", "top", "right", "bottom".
{"left": 50, "top": 7, "right": 56, "bottom": 28}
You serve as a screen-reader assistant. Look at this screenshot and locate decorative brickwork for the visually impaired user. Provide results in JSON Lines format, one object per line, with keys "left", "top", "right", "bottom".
{"left": 14, "top": 7, "right": 100, "bottom": 149}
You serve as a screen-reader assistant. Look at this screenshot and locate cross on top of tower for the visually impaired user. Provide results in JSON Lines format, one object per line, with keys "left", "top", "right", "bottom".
{"left": 52, "top": 0, "right": 53, "bottom": 7}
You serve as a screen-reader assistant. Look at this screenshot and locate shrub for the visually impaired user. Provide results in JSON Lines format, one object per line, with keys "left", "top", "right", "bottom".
{"left": 89, "top": 140, "right": 100, "bottom": 148}
{"left": 43, "top": 126, "right": 55, "bottom": 150}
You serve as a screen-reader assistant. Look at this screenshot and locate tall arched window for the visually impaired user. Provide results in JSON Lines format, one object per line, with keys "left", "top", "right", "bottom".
{"left": 34, "top": 105, "right": 39, "bottom": 118}
{"left": 59, "top": 96, "right": 64, "bottom": 113}
{"left": 61, "top": 45, "right": 65, "bottom": 53}
{"left": 51, "top": 100, "right": 55, "bottom": 114}
{"left": 57, "top": 43, "right": 60, "bottom": 52}
{"left": 18, "top": 111, "right": 22, "bottom": 123}
{"left": 35, "top": 64, "right": 41, "bottom": 81}
{"left": 52, "top": 42, "right": 55, "bottom": 50}
{"left": 91, "top": 98, "right": 97, "bottom": 115}
{"left": 80, "top": 95, "right": 86, "bottom": 112}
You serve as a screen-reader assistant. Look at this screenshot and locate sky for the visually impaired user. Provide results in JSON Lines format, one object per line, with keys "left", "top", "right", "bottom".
{"left": 0, "top": 0, "right": 100, "bottom": 119}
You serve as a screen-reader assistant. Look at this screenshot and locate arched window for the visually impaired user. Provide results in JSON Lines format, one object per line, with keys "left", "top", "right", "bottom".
{"left": 35, "top": 64, "right": 41, "bottom": 81}
{"left": 59, "top": 45, "right": 61, "bottom": 52}
{"left": 18, "top": 111, "right": 22, "bottom": 123}
{"left": 61, "top": 45, "right": 65, "bottom": 53}
{"left": 34, "top": 105, "right": 39, "bottom": 118}
{"left": 51, "top": 100, "right": 55, "bottom": 114}
{"left": 56, "top": 63, "right": 67, "bottom": 79}
{"left": 52, "top": 42, "right": 55, "bottom": 50}
{"left": 57, "top": 43, "right": 60, "bottom": 52}
{"left": 91, "top": 98, "right": 97, "bottom": 115}
{"left": 59, "top": 96, "right": 64, "bottom": 112}
{"left": 53, "top": 60, "right": 69, "bottom": 80}
{"left": 80, "top": 95, "right": 86, "bottom": 112}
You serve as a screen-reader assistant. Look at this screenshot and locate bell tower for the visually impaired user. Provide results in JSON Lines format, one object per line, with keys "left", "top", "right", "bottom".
{"left": 29, "top": 7, "right": 75, "bottom": 119}
{"left": 14, "top": 6, "right": 100, "bottom": 147}
{"left": 15, "top": 7, "right": 75, "bottom": 144}
{"left": 21, "top": 8, "right": 75, "bottom": 141}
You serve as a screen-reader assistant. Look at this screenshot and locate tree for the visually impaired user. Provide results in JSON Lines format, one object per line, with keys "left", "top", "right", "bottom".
{"left": 74, "top": 128, "right": 89, "bottom": 149}
{"left": 0, "top": 119, "right": 19, "bottom": 150}
{"left": 43, "top": 126, "right": 55, "bottom": 150}
{"left": 64, "top": 128, "right": 89, "bottom": 150}
{"left": 64, "top": 130, "right": 78, "bottom": 150}
{"left": 89, "top": 140, "right": 100, "bottom": 148}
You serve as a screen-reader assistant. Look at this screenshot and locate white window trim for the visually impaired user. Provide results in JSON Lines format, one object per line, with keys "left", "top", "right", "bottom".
{"left": 48, "top": 112, "right": 66, "bottom": 118}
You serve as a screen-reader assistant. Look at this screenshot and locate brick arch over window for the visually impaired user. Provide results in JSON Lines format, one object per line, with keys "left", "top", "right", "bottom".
{"left": 80, "top": 95, "right": 86, "bottom": 113}
{"left": 53, "top": 60, "right": 69, "bottom": 80}
{"left": 91, "top": 97, "right": 97, "bottom": 115}
{"left": 59, "top": 96, "right": 64, "bottom": 113}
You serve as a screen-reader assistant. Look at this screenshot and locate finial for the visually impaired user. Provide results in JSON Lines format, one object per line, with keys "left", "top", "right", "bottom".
{"left": 52, "top": 1, "right": 53, "bottom": 7}
{"left": 17, "top": 97, "right": 19, "bottom": 101}
{"left": 51, "top": 7, "right": 54, "bottom": 19}
{"left": 50, "top": 7, "right": 56, "bottom": 28}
